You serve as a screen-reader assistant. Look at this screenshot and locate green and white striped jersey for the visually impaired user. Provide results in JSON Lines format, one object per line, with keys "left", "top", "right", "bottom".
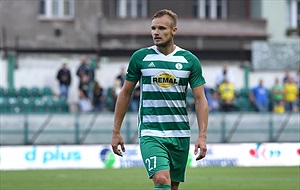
{"left": 126, "top": 45, "right": 205, "bottom": 138}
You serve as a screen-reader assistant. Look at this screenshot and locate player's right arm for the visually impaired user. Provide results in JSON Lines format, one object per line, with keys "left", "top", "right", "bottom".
{"left": 111, "top": 80, "right": 137, "bottom": 157}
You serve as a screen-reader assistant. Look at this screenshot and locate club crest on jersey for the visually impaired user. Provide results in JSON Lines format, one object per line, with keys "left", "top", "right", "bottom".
{"left": 175, "top": 63, "right": 183, "bottom": 70}
{"left": 151, "top": 72, "right": 179, "bottom": 88}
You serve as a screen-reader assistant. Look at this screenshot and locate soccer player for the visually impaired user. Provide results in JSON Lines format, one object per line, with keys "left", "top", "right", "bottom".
{"left": 111, "top": 9, "right": 209, "bottom": 190}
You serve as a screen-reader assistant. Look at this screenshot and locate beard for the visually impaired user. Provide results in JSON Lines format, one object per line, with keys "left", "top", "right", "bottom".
{"left": 154, "top": 36, "right": 173, "bottom": 48}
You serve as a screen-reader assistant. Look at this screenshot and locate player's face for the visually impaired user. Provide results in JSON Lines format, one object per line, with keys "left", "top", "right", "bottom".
{"left": 151, "top": 15, "right": 177, "bottom": 47}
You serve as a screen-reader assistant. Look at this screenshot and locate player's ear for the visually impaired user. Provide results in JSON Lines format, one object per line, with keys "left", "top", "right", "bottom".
{"left": 172, "top": 27, "right": 177, "bottom": 36}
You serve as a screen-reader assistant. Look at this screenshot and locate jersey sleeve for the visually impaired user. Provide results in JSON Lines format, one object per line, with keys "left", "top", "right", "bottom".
{"left": 126, "top": 50, "right": 142, "bottom": 82}
{"left": 189, "top": 55, "right": 206, "bottom": 88}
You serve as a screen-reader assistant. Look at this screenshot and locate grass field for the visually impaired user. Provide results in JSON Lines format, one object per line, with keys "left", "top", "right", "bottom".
{"left": 1, "top": 166, "right": 299, "bottom": 190}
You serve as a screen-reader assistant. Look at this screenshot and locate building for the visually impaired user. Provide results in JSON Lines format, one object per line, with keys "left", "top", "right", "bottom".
{"left": 251, "top": 0, "right": 300, "bottom": 71}
{"left": 1, "top": 0, "right": 270, "bottom": 62}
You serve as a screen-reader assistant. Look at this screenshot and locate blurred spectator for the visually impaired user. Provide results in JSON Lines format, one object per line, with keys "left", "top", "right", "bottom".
{"left": 282, "top": 69, "right": 294, "bottom": 84}
{"left": 208, "top": 90, "right": 220, "bottom": 113}
{"left": 186, "top": 87, "right": 195, "bottom": 112}
{"left": 109, "top": 79, "right": 123, "bottom": 112}
{"left": 273, "top": 100, "right": 285, "bottom": 114}
{"left": 218, "top": 77, "right": 236, "bottom": 112}
{"left": 296, "top": 69, "right": 300, "bottom": 107}
{"left": 76, "top": 56, "right": 91, "bottom": 81}
{"left": 249, "top": 79, "right": 269, "bottom": 112}
{"left": 130, "top": 85, "right": 140, "bottom": 112}
{"left": 116, "top": 66, "right": 126, "bottom": 87}
{"left": 215, "top": 64, "right": 234, "bottom": 88}
{"left": 271, "top": 77, "right": 284, "bottom": 110}
{"left": 283, "top": 76, "right": 298, "bottom": 112}
{"left": 79, "top": 74, "right": 90, "bottom": 99}
{"left": 78, "top": 74, "right": 92, "bottom": 112}
{"left": 76, "top": 56, "right": 94, "bottom": 99}
{"left": 92, "top": 81, "right": 105, "bottom": 112}
{"left": 113, "top": 79, "right": 122, "bottom": 97}
{"left": 204, "top": 85, "right": 212, "bottom": 100}
{"left": 56, "top": 58, "right": 71, "bottom": 100}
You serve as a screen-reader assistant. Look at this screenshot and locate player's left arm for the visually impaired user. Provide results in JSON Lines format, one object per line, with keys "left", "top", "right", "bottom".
{"left": 192, "top": 85, "right": 209, "bottom": 161}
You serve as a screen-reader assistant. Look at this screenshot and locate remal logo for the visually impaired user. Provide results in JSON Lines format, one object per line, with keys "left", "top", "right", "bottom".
{"left": 100, "top": 148, "right": 116, "bottom": 168}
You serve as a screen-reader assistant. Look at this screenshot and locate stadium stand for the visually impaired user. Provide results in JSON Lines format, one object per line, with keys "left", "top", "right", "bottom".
{"left": 0, "top": 86, "right": 69, "bottom": 113}
{"left": 0, "top": 84, "right": 297, "bottom": 114}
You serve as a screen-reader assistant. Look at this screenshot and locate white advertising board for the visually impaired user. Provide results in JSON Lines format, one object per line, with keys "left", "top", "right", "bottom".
{"left": 238, "top": 143, "right": 300, "bottom": 166}
{"left": 0, "top": 143, "right": 299, "bottom": 170}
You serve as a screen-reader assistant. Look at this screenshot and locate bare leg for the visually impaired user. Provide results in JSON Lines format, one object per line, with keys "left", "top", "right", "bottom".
{"left": 153, "top": 170, "right": 171, "bottom": 185}
{"left": 171, "top": 181, "right": 180, "bottom": 190}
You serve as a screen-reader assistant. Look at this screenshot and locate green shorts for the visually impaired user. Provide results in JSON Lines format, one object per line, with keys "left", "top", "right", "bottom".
{"left": 140, "top": 136, "right": 190, "bottom": 182}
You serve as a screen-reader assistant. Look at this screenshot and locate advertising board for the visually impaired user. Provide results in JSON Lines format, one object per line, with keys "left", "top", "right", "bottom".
{"left": 0, "top": 143, "right": 299, "bottom": 170}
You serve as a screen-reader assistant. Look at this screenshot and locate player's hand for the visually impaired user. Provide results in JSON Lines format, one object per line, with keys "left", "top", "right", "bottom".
{"left": 111, "top": 132, "right": 125, "bottom": 157}
{"left": 194, "top": 137, "right": 207, "bottom": 161}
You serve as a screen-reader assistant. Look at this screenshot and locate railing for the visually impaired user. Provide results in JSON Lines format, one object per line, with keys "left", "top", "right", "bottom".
{"left": 0, "top": 112, "right": 299, "bottom": 145}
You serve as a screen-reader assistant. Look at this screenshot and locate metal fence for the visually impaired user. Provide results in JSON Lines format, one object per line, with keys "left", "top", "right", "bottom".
{"left": 0, "top": 112, "right": 299, "bottom": 145}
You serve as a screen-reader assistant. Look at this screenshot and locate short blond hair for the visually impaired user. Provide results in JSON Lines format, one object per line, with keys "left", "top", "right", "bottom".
{"left": 152, "top": 9, "right": 178, "bottom": 28}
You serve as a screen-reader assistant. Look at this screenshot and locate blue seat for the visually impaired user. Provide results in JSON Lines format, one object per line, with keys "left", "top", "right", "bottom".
{"left": 0, "top": 87, "right": 6, "bottom": 97}
{"left": 6, "top": 88, "right": 18, "bottom": 97}
{"left": 8, "top": 97, "right": 21, "bottom": 113}
{"left": 239, "top": 88, "right": 250, "bottom": 97}
{"left": 20, "top": 97, "right": 34, "bottom": 113}
{"left": 57, "top": 98, "right": 69, "bottom": 112}
{"left": 33, "top": 97, "right": 45, "bottom": 113}
{"left": 30, "top": 87, "right": 42, "bottom": 98}
{"left": 43, "top": 86, "right": 53, "bottom": 98}
{"left": 44, "top": 97, "right": 57, "bottom": 112}
{"left": 105, "top": 87, "right": 115, "bottom": 111}
{"left": 19, "top": 87, "right": 30, "bottom": 98}
{"left": 237, "top": 97, "right": 256, "bottom": 112}
{"left": 0, "top": 97, "right": 9, "bottom": 113}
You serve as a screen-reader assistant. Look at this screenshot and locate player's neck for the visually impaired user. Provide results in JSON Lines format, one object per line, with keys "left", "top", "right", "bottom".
{"left": 156, "top": 44, "right": 176, "bottom": 56}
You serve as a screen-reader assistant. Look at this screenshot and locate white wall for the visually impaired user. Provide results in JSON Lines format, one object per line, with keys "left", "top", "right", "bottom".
{"left": 261, "top": 0, "right": 300, "bottom": 43}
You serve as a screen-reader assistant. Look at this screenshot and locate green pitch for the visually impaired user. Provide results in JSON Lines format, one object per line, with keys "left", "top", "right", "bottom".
{"left": 1, "top": 166, "right": 299, "bottom": 190}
